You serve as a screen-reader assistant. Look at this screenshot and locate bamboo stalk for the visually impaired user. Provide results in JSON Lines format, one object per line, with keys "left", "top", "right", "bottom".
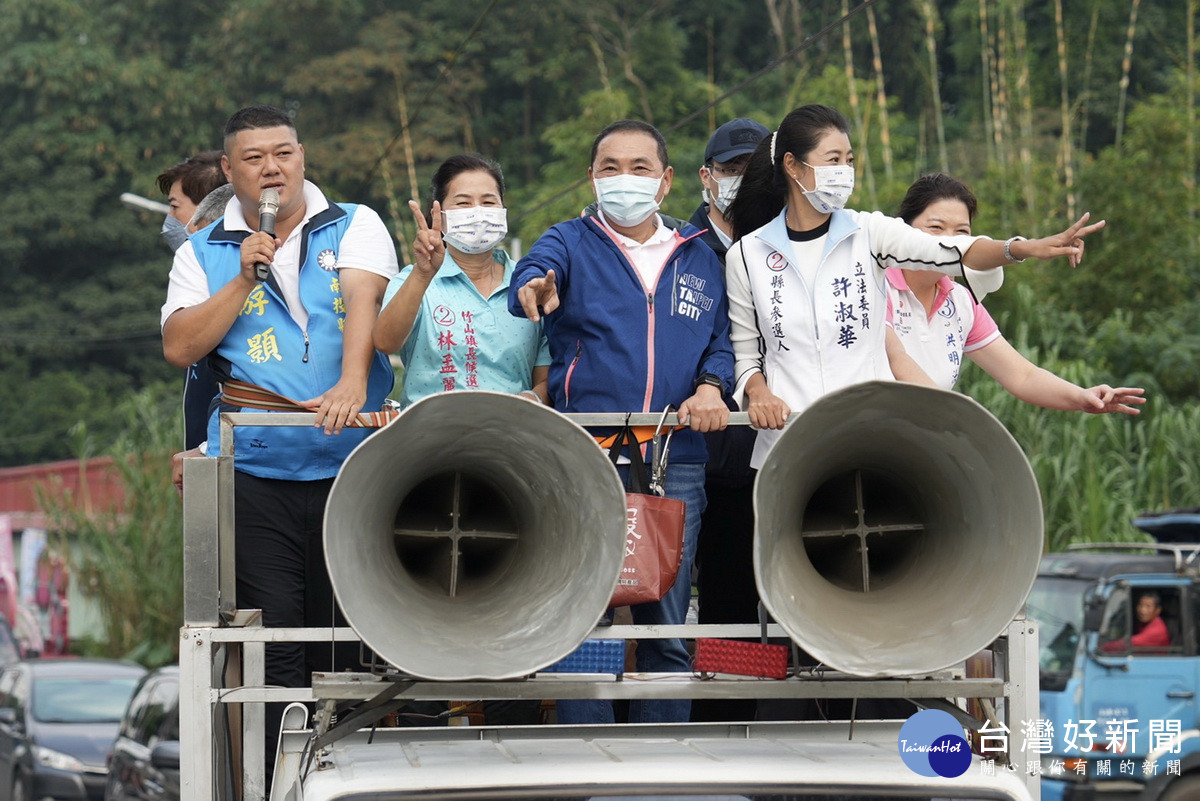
{"left": 392, "top": 73, "right": 421, "bottom": 267}
{"left": 866, "top": 5, "right": 894, "bottom": 181}
{"left": 1077, "top": 4, "right": 1100, "bottom": 163}
{"left": 1053, "top": 0, "right": 1075, "bottom": 218}
{"left": 765, "top": 0, "right": 787, "bottom": 58}
{"left": 1115, "top": 0, "right": 1142, "bottom": 148}
{"left": 978, "top": 0, "right": 996, "bottom": 164}
{"left": 378, "top": 157, "right": 411, "bottom": 267}
{"left": 788, "top": 0, "right": 803, "bottom": 51}
{"left": 587, "top": 36, "right": 615, "bottom": 95}
{"left": 840, "top": 0, "right": 876, "bottom": 206}
{"left": 1010, "top": 0, "right": 1037, "bottom": 223}
{"left": 995, "top": 7, "right": 1010, "bottom": 229}
{"left": 1188, "top": 0, "right": 1197, "bottom": 257}
{"left": 918, "top": 0, "right": 949, "bottom": 173}
{"left": 840, "top": 0, "right": 861, "bottom": 124}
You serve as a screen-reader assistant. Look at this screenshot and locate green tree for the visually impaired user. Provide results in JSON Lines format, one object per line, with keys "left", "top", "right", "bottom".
{"left": 40, "top": 387, "right": 182, "bottom": 666}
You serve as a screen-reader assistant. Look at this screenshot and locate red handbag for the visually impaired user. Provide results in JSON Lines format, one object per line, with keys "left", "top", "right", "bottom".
{"left": 607, "top": 423, "right": 686, "bottom": 608}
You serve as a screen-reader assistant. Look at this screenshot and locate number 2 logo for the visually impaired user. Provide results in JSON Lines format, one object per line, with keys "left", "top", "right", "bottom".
{"left": 434, "top": 305, "right": 456, "bottom": 326}
{"left": 767, "top": 251, "right": 786, "bottom": 272}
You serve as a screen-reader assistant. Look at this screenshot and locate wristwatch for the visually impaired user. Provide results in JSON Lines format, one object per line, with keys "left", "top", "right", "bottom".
{"left": 694, "top": 373, "right": 724, "bottom": 394}
{"left": 1003, "top": 236, "right": 1027, "bottom": 263}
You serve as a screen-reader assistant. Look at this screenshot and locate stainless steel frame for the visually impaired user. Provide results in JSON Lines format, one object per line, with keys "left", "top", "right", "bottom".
{"left": 179, "top": 411, "right": 1041, "bottom": 801}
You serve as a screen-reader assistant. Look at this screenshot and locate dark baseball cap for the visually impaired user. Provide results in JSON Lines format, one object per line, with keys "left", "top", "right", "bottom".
{"left": 705, "top": 118, "right": 771, "bottom": 164}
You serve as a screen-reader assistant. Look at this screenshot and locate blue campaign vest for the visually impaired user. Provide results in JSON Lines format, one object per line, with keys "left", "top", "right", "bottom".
{"left": 194, "top": 203, "right": 394, "bottom": 480}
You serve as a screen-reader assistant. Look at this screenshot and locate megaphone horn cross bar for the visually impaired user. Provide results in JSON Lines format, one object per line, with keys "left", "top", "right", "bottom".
{"left": 323, "top": 382, "right": 1043, "bottom": 681}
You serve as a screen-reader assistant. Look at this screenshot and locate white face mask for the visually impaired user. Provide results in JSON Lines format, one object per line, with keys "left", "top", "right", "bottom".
{"left": 796, "top": 163, "right": 854, "bottom": 214}
{"left": 704, "top": 174, "right": 743, "bottom": 214}
{"left": 441, "top": 206, "right": 507, "bottom": 255}
{"left": 594, "top": 174, "right": 663, "bottom": 227}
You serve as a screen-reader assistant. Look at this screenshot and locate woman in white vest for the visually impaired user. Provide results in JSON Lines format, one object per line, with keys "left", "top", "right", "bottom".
{"left": 887, "top": 172, "right": 1144, "bottom": 413}
{"left": 723, "top": 104, "right": 1107, "bottom": 469}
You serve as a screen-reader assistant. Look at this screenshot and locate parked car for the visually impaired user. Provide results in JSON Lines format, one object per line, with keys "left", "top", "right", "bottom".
{"left": 104, "top": 667, "right": 178, "bottom": 801}
{"left": 0, "top": 658, "right": 146, "bottom": 801}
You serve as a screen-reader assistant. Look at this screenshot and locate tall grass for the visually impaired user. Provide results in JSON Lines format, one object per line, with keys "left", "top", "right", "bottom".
{"left": 957, "top": 331, "right": 1200, "bottom": 554}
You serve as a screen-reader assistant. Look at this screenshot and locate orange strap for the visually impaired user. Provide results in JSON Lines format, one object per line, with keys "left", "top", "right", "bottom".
{"left": 220, "top": 379, "right": 398, "bottom": 428}
{"left": 592, "top": 426, "right": 662, "bottom": 449}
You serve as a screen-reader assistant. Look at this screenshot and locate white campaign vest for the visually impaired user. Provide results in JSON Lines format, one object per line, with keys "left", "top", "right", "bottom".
{"left": 725, "top": 208, "right": 983, "bottom": 469}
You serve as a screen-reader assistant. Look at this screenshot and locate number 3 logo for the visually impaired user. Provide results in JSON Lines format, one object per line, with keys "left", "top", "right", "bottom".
{"left": 434, "top": 305, "right": 456, "bottom": 326}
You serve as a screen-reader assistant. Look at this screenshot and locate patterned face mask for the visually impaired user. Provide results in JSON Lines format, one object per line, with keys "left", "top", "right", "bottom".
{"left": 441, "top": 206, "right": 507, "bottom": 255}
{"left": 795, "top": 163, "right": 855, "bottom": 214}
{"left": 706, "top": 174, "right": 743, "bottom": 214}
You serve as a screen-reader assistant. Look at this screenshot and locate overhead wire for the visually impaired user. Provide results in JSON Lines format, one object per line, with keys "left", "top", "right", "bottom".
{"left": 17, "top": 2, "right": 874, "bottom": 351}
{"left": 357, "top": 0, "right": 503, "bottom": 198}
{"left": 513, "top": 0, "right": 882, "bottom": 225}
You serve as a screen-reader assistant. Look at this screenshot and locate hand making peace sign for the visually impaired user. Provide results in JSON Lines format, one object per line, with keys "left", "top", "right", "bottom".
{"left": 409, "top": 199, "right": 446, "bottom": 277}
{"left": 1015, "top": 212, "right": 1107, "bottom": 268}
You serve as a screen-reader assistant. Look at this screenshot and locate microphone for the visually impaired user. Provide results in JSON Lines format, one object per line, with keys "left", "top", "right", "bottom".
{"left": 255, "top": 188, "right": 280, "bottom": 281}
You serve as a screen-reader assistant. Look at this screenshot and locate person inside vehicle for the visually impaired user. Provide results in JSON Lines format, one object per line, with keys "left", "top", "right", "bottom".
{"left": 1101, "top": 590, "right": 1170, "bottom": 652}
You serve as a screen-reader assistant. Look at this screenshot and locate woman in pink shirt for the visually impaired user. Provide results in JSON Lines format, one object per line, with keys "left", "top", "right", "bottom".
{"left": 888, "top": 173, "right": 1146, "bottom": 415}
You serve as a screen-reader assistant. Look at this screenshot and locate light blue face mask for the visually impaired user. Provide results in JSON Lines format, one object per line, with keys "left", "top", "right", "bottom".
{"left": 161, "top": 214, "right": 189, "bottom": 252}
{"left": 594, "top": 174, "right": 663, "bottom": 227}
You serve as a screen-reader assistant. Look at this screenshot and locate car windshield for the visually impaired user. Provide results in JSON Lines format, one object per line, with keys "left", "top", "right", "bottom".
{"left": 32, "top": 676, "right": 141, "bottom": 723}
{"left": 1027, "top": 576, "right": 1089, "bottom": 681}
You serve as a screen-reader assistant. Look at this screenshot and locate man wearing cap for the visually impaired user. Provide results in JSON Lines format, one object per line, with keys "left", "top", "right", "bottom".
{"left": 688, "top": 118, "right": 770, "bottom": 262}
{"left": 688, "top": 118, "right": 769, "bottom": 722}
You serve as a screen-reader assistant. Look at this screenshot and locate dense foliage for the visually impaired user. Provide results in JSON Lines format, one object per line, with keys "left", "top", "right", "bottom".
{"left": 1, "top": 0, "right": 1197, "bottom": 552}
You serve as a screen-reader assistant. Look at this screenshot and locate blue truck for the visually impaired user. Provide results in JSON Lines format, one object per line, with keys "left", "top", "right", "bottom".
{"left": 1031, "top": 510, "right": 1200, "bottom": 801}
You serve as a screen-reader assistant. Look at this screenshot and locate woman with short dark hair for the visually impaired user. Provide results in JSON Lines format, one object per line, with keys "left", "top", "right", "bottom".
{"left": 373, "top": 154, "right": 549, "bottom": 407}
{"left": 887, "top": 173, "right": 1143, "bottom": 414}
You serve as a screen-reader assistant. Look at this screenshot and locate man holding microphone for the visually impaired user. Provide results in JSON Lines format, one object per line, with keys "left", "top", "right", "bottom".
{"left": 160, "top": 104, "right": 397, "bottom": 773}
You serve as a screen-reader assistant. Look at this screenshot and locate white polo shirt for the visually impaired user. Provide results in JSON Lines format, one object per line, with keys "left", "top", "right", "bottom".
{"left": 161, "top": 180, "right": 398, "bottom": 330}
{"left": 885, "top": 267, "right": 1000, "bottom": 390}
{"left": 595, "top": 211, "right": 678, "bottom": 290}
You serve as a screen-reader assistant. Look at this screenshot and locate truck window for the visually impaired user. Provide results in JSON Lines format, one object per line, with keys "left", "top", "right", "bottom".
{"left": 1099, "top": 587, "right": 1180, "bottom": 655}
{"left": 1027, "top": 576, "right": 1088, "bottom": 680}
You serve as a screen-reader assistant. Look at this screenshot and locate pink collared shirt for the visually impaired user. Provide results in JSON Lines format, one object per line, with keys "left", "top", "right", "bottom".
{"left": 885, "top": 267, "right": 1000, "bottom": 390}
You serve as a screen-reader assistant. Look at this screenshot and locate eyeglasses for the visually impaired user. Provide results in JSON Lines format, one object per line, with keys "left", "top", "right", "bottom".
{"left": 707, "top": 162, "right": 745, "bottom": 178}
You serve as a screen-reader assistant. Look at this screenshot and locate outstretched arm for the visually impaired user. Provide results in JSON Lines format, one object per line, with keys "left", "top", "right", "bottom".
{"left": 963, "top": 213, "right": 1107, "bottom": 270}
{"left": 969, "top": 337, "right": 1146, "bottom": 414}
{"left": 515, "top": 269, "right": 559, "bottom": 322}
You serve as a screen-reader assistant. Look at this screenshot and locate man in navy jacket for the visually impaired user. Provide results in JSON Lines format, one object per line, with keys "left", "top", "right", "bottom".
{"left": 511, "top": 120, "right": 733, "bottom": 723}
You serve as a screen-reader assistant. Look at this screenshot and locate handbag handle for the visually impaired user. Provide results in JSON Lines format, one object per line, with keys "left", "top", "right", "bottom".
{"left": 606, "top": 420, "right": 657, "bottom": 496}
{"left": 649, "top": 406, "right": 676, "bottom": 495}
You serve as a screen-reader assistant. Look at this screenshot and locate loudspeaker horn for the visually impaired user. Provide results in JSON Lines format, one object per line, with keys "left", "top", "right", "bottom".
{"left": 324, "top": 391, "right": 626, "bottom": 680}
{"left": 754, "top": 381, "right": 1043, "bottom": 677}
